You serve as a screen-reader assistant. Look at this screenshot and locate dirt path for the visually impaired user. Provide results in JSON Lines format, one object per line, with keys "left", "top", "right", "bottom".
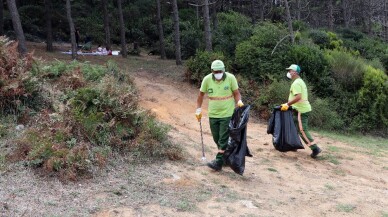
{"left": 95, "top": 68, "right": 388, "bottom": 216}
{"left": 2, "top": 44, "right": 386, "bottom": 217}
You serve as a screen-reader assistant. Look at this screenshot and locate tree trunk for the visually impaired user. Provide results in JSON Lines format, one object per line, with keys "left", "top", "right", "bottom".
{"left": 172, "top": 0, "right": 181, "bottom": 65}
{"left": 212, "top": 0, "right": 218, "bottom": 31}
{"left": 117, "top": 0, "right": 127, "bottom": 58}
{"left": 284, "top": 0, "right": 294, "bottom": 44}
{"left": 384, "top": 0, "right": 388, "bottom": 41}
{"left": 341, "top": 0, "right": 350, "bottom": 28}
{"left": 258, "top": 0, "right": 265, "bottom": 21}
{"left": 156, "top": 0, "right": 166, "bottom": 59}
{"left": 0, "top": 0, "right": 4, "bottom": 35}
{"left": 65, "top": 0, "right": 76, "bottom": 59}
{"left": 251, "top": 0, "right": 256, "bottom": 24}
{"left": 7, "top": 0, "right": 27, "bottom": 55}
{"left": 296, "top": 0, "right": 301, "bottom": 20}
{"left": 102, "top": 0, "right": 111, "bottom": 49}
{"left": 328, "top": 0, "right": 334, "bottom": 30}
{"left": 203, "top": 0, "right": 212, "bottom": 51}
{"left": 45, "top": 0, "right": 53, "bottom": 52}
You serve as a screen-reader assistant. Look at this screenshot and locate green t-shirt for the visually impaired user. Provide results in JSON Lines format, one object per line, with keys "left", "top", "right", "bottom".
{"left": 288, "top": 78, "right": 312, "bottom": 113}
{"left": 200, "top": 72, "right": 239, "bottom": 118}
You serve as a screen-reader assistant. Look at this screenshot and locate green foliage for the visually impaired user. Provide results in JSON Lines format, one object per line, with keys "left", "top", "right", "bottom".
{"left": 310, "top": 98, "right": 344, "bottom": 130}
{"left": 0, "top": 36, "right": 42, "bottom": 117}
{"left": 11, "top": 60, "right": 182, "bottom": 180}
{"left": 308, "top": 30, "right": 343, "bottom": 50}
{"left": 324, "top": 50, "right": 364, "bottom": 92}
{"left": 213, "top": 11, "right": 253, "bottom": 57}
{"left": 185, "top": 50, "right": 230, "bottom": 84}
{"left": 285, "top": 44, "right": 331, "bottom": 97}
{"left": 235, "top": 22, "right": 291, "bottom": 81}
{"left": 256, "top": 79, "right": 290, "bottom": 116}
{"left": 341, "top": 35, "right": 388, "bottom": 70}
{"left": 338, "top": 28, "right": 364, "bottom": 41}
{"left": 352, "top": 66, "right": 388, "bottom": 133}
{"left": 309, "top": 30, "right": 329, "bottom": 49}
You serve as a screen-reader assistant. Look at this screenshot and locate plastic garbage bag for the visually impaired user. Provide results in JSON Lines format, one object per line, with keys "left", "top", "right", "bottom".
{"left": 223, "top": 105, "right": 253, "bottom": 175}
{"left": 267, "top": 106, "right": 304, "bottom": 152}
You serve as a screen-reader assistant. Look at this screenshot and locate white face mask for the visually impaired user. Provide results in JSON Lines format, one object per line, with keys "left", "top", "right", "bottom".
{"left": 286, "top": 72, "right": 292, "bottom": 79}
{"left": 214, "top": 73, "right": 224, "bottom": 80}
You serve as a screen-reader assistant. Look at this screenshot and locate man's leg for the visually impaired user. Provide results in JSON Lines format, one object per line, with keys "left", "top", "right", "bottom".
{"left": 297, "top": 112, "right": 321, "bottom": 158}
{"left": 208, "top": 117, "right": 231, "bottom": 170}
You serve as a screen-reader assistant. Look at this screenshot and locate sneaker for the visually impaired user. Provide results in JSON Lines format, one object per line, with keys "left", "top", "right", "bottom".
{"left": 207, "top": 160, "right": 222, "bottom": 171}
{"left": 310, "top": 146, "right": 322, "bottom": 158}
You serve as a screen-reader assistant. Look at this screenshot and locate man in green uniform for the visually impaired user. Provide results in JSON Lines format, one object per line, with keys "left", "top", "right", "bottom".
{"left": 281, "top": 64, "right": 322, "bottom": 158}
{"left": 195, "top": 60, "right": 244, "bottom": 171}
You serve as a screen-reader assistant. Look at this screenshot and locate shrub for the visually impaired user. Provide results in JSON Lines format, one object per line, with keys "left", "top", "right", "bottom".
{"left": 352, "top": 66, "right": 388, "bottom": 134}
{"left": 0, "top": 36, "right": 41, "bottom": 118}
{"left": 255, "top": 79, "right": 290, "bottom": 119}
{"left": 10, "top": 61, "right": 183, "bottom": 180}
{"left": 324, "top": 49, "right": 365, "bottom": 92}
{"left": 213, "top": 11, "right": 253, "bottom": 57}
{"left": 185, "top": 50, "right": 230, "bottom": 85}
{"left": 285, "top": 44, "right": 331, "bottom": 97}
{"left": 235, "top": 22, "right": 291, "bottom": 81}
{"left": 309, "top": 98, "right": 344, "bottom": 130}
{"left": 309, "top": 30, "right": 329, "bottom": 49}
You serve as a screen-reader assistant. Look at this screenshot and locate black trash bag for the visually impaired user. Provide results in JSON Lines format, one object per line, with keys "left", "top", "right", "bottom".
{"left": 267, "top": 106, "right": 304, "bottom": 152}
{"left": 223, "top": 105, "right": 253, "bottom": 175}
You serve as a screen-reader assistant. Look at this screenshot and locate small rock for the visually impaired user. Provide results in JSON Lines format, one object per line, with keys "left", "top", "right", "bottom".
{"left": 15, "top": 125, "right": 25, "bottom": 131}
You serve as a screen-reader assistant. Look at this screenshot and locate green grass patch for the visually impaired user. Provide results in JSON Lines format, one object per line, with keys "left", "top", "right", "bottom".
{"left": 319, "top": 153, "right": 341, "bottom": 165}
{"left": 267, "top": 168, "right": 278, "bottom": 172}
{"left": 383, "top": 166, "right": 388, "bottom": 170}
{"left": 333, "top": 169, "right": 346, "bottom": 176}
{"left": 382, "top": 211, "right": 388, "bottom": 217}
{"left": 328, "top": 145, "right": 341, "bottom": 152}
{"left": 176, "top": 198, "right": 197, "bottom": 212}
{"left": 316, "top": 130, "right": 388, "bottom": 156}
{"left": 324, "top": 184, "right": 335, "bottom": 190}
{"left": 336, "top": 204, "right": 356, "bottom": 212}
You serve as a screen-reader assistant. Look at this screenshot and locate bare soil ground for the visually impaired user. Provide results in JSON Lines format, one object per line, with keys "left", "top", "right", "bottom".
{"left": 0, "top": 43, "right": 387, "bottom": 217}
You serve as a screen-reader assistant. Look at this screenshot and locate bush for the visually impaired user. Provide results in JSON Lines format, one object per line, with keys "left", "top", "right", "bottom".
{"left": 324, "top": 49, "right": 364, "bottom": 92}
{"left": 285, "top": 44, "right": 331, "bottom": 97}
{"left": 235, "top": 22, "right": 291, "bottom": 81}
{"left": 255, "top": 79, "right": 290, "bottom": 119}
{"left": 309, "top": 98, "right": 344, "bottom": 130}
{"left": 213, "top": 11, "right": 252, "bottom": 57}
{"left": 0, "top": 36, "right": 42, "bottom": 118}
{"left": 10, "top": 61, "right": 183, "bottom": 180}
{"left": 185, "top": 50, "right": 230, "bottom": 85}
{"left": 309, "top": 30, "right": 329, "bottom": 49}
{"left": 352, "top": 66, "right": 388, "bottom": 134}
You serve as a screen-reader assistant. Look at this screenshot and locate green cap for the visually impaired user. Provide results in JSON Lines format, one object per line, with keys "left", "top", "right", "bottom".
{"left": 286, "top": 64, "right": 301, "bottom": 73}
{"left": 211, "top": 60, "right": 225, "bottom": 71}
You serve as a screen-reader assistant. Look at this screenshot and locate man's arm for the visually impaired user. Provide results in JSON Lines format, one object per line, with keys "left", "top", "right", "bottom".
{"left": 197, "top": 91, "right": 205, "bottom": 108}
{"left": 287, "top": 93, "right": 301, "bottom": 106}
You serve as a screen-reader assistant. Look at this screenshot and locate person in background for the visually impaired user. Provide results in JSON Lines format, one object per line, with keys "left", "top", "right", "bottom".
{"left": 281, "top": 64, "right": 322, "bottom": 158}
{"left": 195, "top": 60, "right": 244, "bottom": 171}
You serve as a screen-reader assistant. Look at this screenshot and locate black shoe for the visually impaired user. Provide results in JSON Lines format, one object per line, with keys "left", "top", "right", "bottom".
{"left": 207, "top": 160, "right": 222, "bottom": 171}
{"left": 310, "top": 146, "right": 322, "bottom": 158}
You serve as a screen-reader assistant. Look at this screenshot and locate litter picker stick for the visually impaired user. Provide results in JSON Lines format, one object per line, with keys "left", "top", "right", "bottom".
{"left": 199, "top": 120, "right": 206, "bottom": 161}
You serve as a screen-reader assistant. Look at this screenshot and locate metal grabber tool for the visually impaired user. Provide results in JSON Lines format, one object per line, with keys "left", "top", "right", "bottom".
{"left": 199, "top": 120, "right": 206, "bottom": 161}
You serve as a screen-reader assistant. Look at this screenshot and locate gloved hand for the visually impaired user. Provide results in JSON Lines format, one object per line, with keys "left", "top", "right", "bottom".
{"left": 195, "top": 108, "right": 202, "bottom": 121}
{"left": 280, "top": 103, "right": 289, "bottom": 111}
{"left": 237, "top": 100, "right": 244, "bottom": 107}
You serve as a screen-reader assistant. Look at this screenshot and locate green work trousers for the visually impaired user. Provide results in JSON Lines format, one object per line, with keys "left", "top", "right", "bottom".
{"left": 209, "top": 117, "right": 231, "bottom": 164}
{"left": 294, "top": 111, "right": 314, "bottom": 145}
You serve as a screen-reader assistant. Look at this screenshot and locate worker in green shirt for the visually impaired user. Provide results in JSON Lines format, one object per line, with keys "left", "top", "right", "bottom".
{"left": 195, "top": 60, "right": 244, "bottom": 171}
{"left": 281, "top": 64, "right": 322, "bottom": 158}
